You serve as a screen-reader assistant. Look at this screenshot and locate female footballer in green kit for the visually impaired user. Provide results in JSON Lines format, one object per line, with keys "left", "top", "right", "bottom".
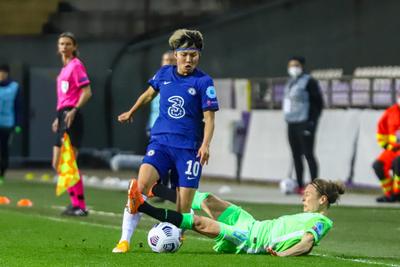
{"left": 132, "top": 178, "right": 344, "bottom": 256}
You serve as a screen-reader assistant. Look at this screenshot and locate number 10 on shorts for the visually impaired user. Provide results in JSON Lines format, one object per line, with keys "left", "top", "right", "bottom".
{"left": 185, "top": 160, "right": 200, "bottom": 177}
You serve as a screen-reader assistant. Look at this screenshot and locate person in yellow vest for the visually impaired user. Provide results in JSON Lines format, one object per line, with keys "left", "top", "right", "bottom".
{"left": 373, "top": 101, "right": 400, "bottom": 202}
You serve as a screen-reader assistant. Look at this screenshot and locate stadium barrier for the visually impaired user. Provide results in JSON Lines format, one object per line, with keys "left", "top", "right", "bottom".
{"left": 240, "top": 110, "right": 290, "bottom": 182}
{"left": 202, "top": 109, "right": 242, "bottom": 179}
{"left": 233, "top": 109, "right": 381, "bottom": 186}
{"left": 249, "top": 75, "right": 400, "bottom": 110}
{"left": 352, "top": 110, "right": 382, "bottom": 186}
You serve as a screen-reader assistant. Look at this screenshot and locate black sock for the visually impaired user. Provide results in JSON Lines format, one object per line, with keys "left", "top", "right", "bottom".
{"left": 152, "top": 183, "right": 177, "bottom": 203}
{"left": 138, "top": 201, "right": 183, "bottom": 227}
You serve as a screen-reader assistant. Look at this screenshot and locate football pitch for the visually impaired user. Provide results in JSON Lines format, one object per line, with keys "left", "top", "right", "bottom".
{"left": 0, "top": 171, "right": 399, "bottom": 267}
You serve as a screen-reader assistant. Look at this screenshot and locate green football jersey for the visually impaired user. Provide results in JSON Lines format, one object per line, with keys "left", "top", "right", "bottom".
{"left": 240, "top": 212, "right": 333, "bottom": 254}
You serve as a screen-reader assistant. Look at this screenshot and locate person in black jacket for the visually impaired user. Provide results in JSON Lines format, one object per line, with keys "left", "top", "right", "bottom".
{"left": 283, "top": 56, "right": 323, "bottom": 194}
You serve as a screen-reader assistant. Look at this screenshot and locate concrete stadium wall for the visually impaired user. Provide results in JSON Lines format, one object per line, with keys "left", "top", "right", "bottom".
{"left": 316, "top": 110, "right": 361, "bottom": 182}
{"left": 353, "top": 110, "right": 382, "bottom": 186}
{"left": 240, "top": 109, "right": 382, "bottom": 187}
{"left": 202, "top": 109, "right": 242, "bottom": 178}
{"left": 241, "top": 110, "right": 291, "bottom": 181}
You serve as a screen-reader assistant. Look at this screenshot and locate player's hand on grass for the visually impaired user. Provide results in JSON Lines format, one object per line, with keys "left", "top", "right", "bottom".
{"left": 267, "top": 247, "right": 278, "bottom": 256}
{"left": 52, "top": 118, "right": 59, "bottom": 133}
{"left": 118, "top": 111, "right": 134, "bottom": 123}
{"left": 197, "top": 144, "right": 210, "bottom": 165}
{"left": 64, "top": 109, "right": 77, "bottom": 128}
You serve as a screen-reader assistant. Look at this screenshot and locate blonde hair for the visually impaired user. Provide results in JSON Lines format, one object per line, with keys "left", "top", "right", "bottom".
{"left": 311, "top": 179, "right": 345, "bottom": 207}
{"left": 168, "top": 29, "right": 204, "bottom": 50}
{"left": 58, "top": 32, "right": 79, "bottom": 57}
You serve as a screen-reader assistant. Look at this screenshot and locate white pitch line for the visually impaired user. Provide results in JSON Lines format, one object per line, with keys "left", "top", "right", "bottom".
{"left": 51, "top": 205, "right": 155, "bottom": 222}
{"left": 48, "top": 206, "right": 211, "bottom": 242}
{"left": 45, "top": 215, "right": 120, "bottom": 230}
{"left": 313, "top": 253, "right": 400, "bottom": 267}
{"left": 51, "top": 205, "right": 123, "bottom": 217}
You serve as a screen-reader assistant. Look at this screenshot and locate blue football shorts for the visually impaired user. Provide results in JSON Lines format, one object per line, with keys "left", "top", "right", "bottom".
{"left": 142, "top": 140, "right": 202, "bottom": 188}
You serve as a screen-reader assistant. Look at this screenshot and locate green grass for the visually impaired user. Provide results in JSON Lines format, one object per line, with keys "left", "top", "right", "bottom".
{"left": 0, "top": 171, "right": 399, "bottom": 267}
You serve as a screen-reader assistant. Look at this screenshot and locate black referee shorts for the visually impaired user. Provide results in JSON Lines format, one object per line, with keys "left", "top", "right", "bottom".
{"left": 54, "top": 106, "right": 84, "bottom": 148}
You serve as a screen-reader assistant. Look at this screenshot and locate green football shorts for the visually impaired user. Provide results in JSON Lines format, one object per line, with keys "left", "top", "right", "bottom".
{"left": 213, "top": 204, "right": 255, "bottom": 253}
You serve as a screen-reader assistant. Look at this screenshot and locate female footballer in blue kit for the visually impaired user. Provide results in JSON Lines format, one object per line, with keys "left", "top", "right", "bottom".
{"left": 113, "top": 29, "right": 219, "bottom": 253}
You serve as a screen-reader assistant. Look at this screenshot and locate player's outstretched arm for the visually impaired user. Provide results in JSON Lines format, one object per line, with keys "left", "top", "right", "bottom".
{"left": 268, "top": 233, "right": 314, "bottom": 257}
{"left": 197, "top": 111, "right": 215, "bottom": 165}
{"left": 118, "top": 86, "right": 158, "bottom": 123}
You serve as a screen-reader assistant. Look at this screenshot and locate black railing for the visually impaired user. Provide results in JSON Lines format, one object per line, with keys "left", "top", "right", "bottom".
{"left": 250, "top": 76, "right": 400, "bottom": 110}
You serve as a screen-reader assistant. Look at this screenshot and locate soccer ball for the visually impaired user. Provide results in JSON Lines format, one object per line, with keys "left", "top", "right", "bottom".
{"left": 147, "top": 222, "right": 182, "bottom": 253}
{"left": 279, "top": 178, "right": 296, "bottom": 194}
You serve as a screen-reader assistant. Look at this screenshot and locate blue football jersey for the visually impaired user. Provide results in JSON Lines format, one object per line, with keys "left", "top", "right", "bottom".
{"left": 148, "top": 65, "right": 219, "bottom": 149}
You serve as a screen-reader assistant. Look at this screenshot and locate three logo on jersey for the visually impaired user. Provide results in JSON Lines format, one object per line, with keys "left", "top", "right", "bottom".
{"left": 164, "top": 82, "right": 217, "bottom": 119}
{"left": 167, "top": 96, "right": 185, "bottom": 119}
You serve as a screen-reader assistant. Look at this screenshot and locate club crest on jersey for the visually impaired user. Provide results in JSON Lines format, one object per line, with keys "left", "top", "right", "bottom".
{"left": 147, "top": 150, "right": 155, "bottom": 156}
{"left": 188, "top": 88, "right": 196, "bottom": 95}
{"left": 206, "top": 86, "right": 217, "bottom": 99}
{"left": 167, "top": 96, "right": 185, "bottom": 119}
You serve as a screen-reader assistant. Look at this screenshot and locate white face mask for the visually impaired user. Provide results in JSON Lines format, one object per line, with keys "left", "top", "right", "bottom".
{"left": 288, "top": 66, "right": 302, "bottom": 78}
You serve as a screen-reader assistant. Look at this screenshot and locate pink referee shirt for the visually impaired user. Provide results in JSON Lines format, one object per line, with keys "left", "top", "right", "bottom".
{"left": 56, "top": 57, "right": 90, "bottom": 111}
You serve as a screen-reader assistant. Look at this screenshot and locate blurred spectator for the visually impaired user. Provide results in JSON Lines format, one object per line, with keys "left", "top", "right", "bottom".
{"left": 0, "top": 64, "right": 21, "bottom": 184}
{"left": 147, "top": 51, "right": 176, "bottom": 135}
{"left": 373, "top": 100, "right": 400, "bottom": 202}
{"left": 283, "top": 56, "right": 323, "bottom": 194}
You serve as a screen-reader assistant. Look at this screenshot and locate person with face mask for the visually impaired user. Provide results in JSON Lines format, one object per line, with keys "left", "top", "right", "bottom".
{"left": 372, "top": 98, "right": 400, "bottom": 202}
{"left": 283, "top": 56, "right": 323, "bottom": 194}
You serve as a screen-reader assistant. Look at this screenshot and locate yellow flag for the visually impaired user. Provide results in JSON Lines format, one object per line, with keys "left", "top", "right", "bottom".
{"left": 56, "top": 133, "right": 80, "bottom": 196}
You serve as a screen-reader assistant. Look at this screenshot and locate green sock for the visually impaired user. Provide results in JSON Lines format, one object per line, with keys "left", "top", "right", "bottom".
{"left": 191, "top": 191, "right": 210, "bottom": 210}
{"left": 214, "top": 224, "right": 225, "bottom": 242}
{"left": 179, "top": 213, "right": 194, "bottom": 230}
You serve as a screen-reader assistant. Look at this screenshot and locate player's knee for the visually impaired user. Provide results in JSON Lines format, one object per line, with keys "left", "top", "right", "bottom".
{"left": 193, "top": 216, "right": 207, "bottom": 231}
{"left": 372, "top": 160, "right": 385, "bottom": 179}
{"left": 203, "top": 194, "right": 216, "bottom": 206}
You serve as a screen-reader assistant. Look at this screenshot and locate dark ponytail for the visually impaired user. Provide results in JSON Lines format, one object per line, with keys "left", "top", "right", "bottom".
{"left": 311, "top": 179, "right": 345, "bottom": 207}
